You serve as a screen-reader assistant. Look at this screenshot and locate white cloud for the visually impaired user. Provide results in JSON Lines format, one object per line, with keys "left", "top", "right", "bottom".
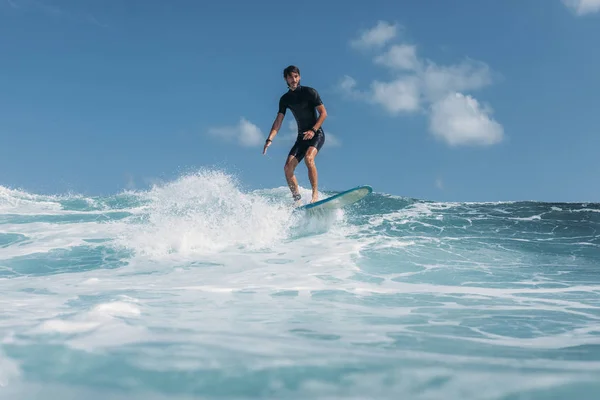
{"left": 341, "top": 20, "right": 504, "bottom": 148}
{"left": 339, "top": 74, "right": 421, "bottom": 114}
{"left": 374, "top": 44, "right": 420, "bottom": 71}
{"left": 350, "top": 21, "right": 398, "bottom": 50}
{"left": 370, "top": 77, "right": 421, "bottom": 114}
{"left": 207, "top": 117, "right": 263, "bottom": 147}
{"left": 421, "top": 59, "right": 492, "bottom": 102}
{"left": 562, "top": 0, "right": 600, "bottom": 15}
{"left": 429, "top": 92, "right": 504, "bottom": 147}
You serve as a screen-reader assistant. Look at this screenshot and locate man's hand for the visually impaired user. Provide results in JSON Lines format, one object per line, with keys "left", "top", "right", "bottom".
{"left": 262, "top": 139, "right": 271, "bottom": 155}
{"left": 303, "top": 129, "right": 315, "bottom": 140}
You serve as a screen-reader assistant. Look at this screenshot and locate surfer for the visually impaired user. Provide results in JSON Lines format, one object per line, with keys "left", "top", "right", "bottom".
{"left": 262, "top": 65, "right": 327, "bottom": 204}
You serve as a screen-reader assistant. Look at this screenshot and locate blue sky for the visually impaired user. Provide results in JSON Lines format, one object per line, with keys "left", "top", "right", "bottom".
{"left": 1, "top": 0, "right": 599, "bottom": 202}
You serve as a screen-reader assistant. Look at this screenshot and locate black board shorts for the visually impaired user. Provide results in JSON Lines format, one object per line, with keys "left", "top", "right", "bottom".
{"left": 288, "top": 128, "right": 325, "bottom": 162}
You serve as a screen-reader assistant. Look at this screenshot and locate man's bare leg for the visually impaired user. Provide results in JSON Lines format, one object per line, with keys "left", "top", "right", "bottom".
{"left": 284, "top": 155, "right": 301, "bottom": 203}
{"left": 304, "top": 147, "right": 319, "bottom": 203}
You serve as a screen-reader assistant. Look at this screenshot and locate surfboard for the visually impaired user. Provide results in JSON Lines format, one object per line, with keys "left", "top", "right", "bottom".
{"left": 295, "top": 185, "right": 372, "bottom": 212}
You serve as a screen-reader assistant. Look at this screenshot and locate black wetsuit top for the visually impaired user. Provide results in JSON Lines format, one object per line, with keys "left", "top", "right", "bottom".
{"left": 278, "top": 85, "right": 326, "bottom": 162}
{"left": 278, "top": 85, "right": 323, "bottom": 134}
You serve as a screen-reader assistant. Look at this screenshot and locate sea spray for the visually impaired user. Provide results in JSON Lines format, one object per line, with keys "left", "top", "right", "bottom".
{"left": 1, "top": 169, "right": 599, "bottom": 399}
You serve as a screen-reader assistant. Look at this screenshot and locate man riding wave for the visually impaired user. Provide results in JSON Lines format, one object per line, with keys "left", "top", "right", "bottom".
{"left": 263, "top": 65, "right": 328, "bottom": 204}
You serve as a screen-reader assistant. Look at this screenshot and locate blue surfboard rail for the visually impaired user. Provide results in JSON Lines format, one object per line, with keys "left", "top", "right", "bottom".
{"left": 295, "top": 185, "right": 373, "bottom": 211}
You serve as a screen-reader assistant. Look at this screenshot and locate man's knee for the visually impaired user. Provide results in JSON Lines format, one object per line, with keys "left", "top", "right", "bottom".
{"left": 304, "top": 151, "right": 317, "bottom": 167}
{"left": 284, "top": 158, "right": 297, "bottom": 175}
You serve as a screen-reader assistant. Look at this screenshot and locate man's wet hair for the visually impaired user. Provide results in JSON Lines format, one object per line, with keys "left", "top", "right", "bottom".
{"left": 283, "top": 65, "right": 300, "bottom": 78}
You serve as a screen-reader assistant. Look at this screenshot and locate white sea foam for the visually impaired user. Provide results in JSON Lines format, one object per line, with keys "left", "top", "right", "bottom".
{"left": 0, "top": 171, "right": 599, "bottom": 399}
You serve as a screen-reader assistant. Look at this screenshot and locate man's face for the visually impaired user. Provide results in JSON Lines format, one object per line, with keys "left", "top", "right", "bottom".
{"left": 285, "top": 72, "right": 300, "bottom": 89}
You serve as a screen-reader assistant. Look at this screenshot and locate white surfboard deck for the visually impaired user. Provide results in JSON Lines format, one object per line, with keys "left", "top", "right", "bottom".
{"left": 295, "top": 185, "right": 372, "bottom": 212}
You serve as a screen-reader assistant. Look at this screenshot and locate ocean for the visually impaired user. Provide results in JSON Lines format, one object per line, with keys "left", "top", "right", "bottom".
{"left": 1, "top": 169, "right": 599, "bottom": 399}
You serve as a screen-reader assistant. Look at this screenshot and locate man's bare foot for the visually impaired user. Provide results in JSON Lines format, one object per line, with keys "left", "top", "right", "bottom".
{"left": 311, "top": 194, "right": 319, "bottom": 203}
{"left": 292, "top": 193, "right": 302, "bottom": 207}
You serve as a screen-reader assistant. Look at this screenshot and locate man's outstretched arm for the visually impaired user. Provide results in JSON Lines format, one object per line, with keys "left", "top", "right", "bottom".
{"left": 263, "top": 112, "right": 284, "bottom": 154}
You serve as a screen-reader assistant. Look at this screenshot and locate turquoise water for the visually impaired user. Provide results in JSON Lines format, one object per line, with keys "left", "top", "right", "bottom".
{"left": 1, "top": 170, "right": 599, "bottom": 399}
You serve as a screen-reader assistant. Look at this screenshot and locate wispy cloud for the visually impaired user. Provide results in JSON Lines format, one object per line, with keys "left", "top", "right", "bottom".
{"left": 374, "top": 44, "right": 419, "bottom": 71}
{"left": 207, "top": 117, "right": 264, "bottom": 147}
{"left": 562, "top": 0, "right": 600, "bottom": 15}
{"left": 350, "top": 21, "right": 398, "bottom": 50}
{"left": 326, "top": 134, "right": 342, "bottom": 147}
{"left": 340, "top": 21, "right": 504, "bottom": 147}
{"left": 421, "top": 59, "right": 493, "bottom": 102}
{"left": 4, "top": 0, "right": 108, "bottom": 28}
{"left": 435, "top": 178, "right": 444, "bottom": 190}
